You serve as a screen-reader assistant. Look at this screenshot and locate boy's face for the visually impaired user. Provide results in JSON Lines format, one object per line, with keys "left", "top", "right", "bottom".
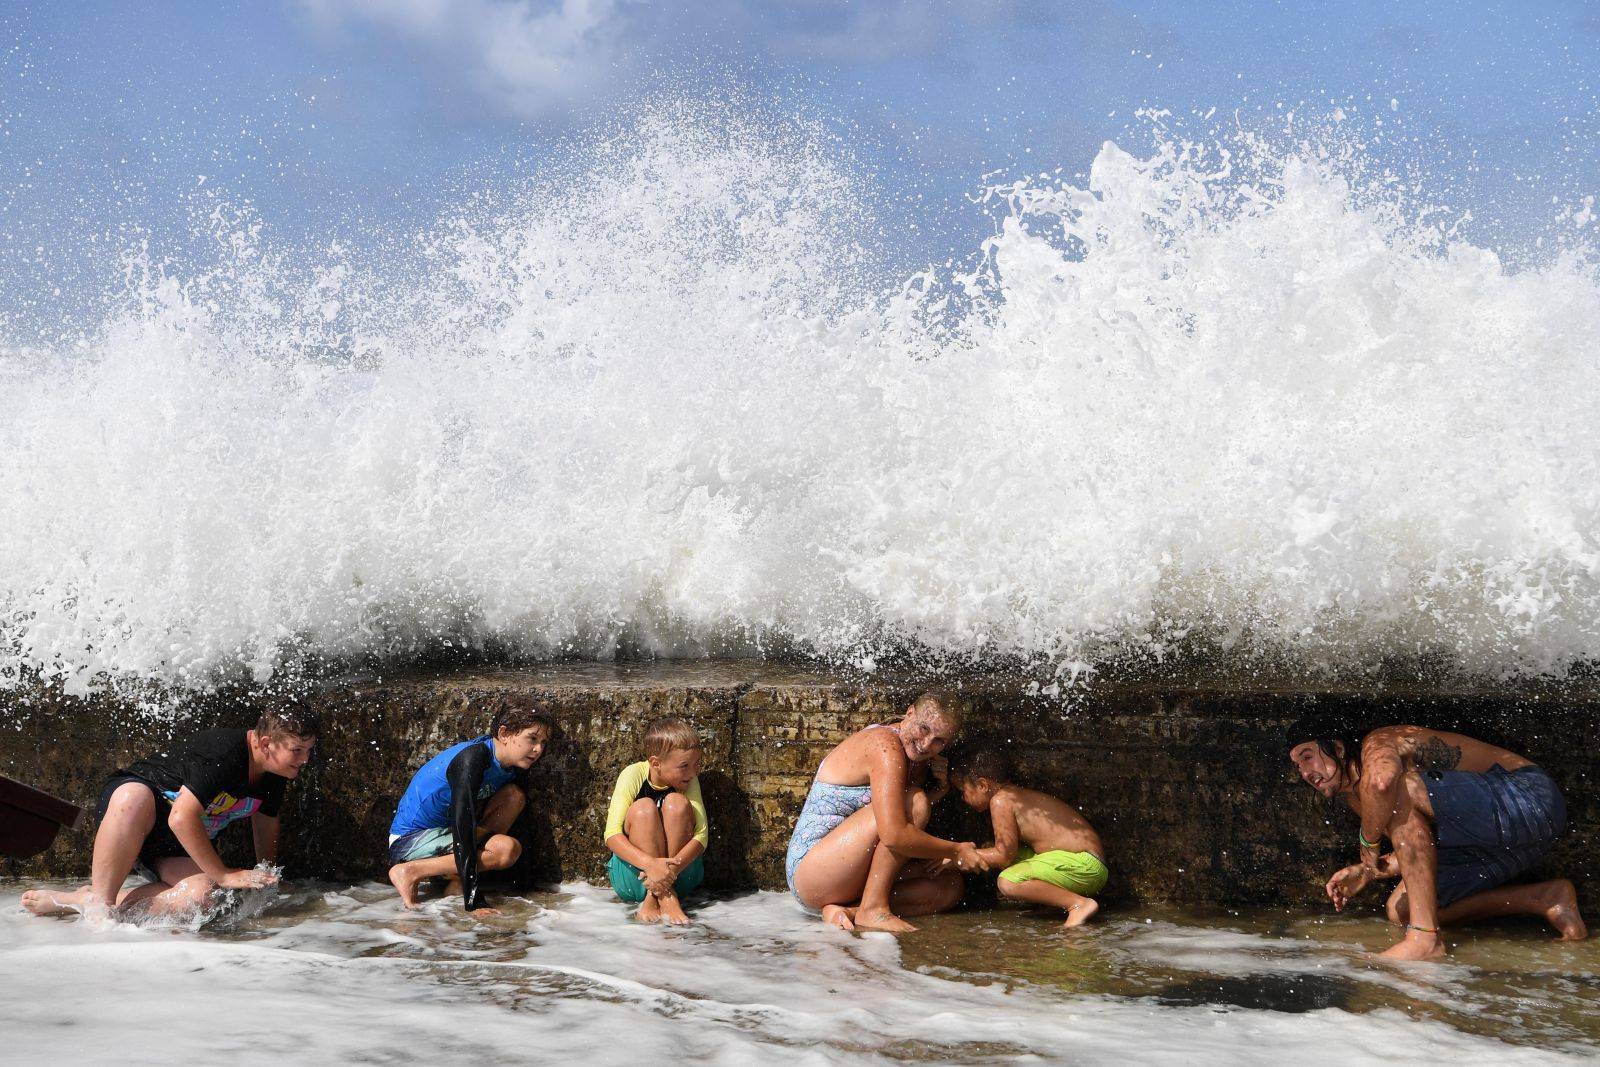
{"left": 497, "top": 725, "right": 550, "bottom": 770}
{"left": 649, "top": 746, "right": 703, "bottom": 790}
{"left": 953, "top": 773, "right": 998, "bottom": 811}
{"left": 261, "top": 733, "right": 317, "bottom": 778}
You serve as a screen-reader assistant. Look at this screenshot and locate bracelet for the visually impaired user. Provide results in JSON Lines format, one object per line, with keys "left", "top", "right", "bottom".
{"left": 1358, "top": 829, "right": 1379, "bottom": 850}
{"left": 1406, "top": 924, "right": 1439, "bottom": 934}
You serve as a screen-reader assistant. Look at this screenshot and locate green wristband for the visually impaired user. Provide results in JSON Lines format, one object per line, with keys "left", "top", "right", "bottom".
{"left": 1358, "top": 829, "right": 1379, "bottom": 850}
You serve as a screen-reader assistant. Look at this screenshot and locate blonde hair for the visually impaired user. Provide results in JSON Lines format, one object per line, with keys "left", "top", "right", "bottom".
{"left": 643, "top": 716, "right": 702, "bottom": 758}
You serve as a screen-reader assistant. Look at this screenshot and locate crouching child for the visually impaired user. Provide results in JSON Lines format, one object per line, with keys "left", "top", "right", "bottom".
{"left": 949, "top": 746, "right": 1108, "bottom": 928}
{"left": 387, "top": 708, "right": 552, "bottom": 913}
{"left": 22, "top": 707, "right": 320, "bottom": 920}
{"left": 604, "top": 716, "right": 708, "bottom": 925}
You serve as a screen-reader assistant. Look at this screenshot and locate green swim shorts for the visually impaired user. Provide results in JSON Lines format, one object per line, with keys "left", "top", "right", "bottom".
{"left": 607, "top": 853, "right": 706, "bottom": 904}
{"left": 997, "top": 847, "right": 1108, "bottom": 895}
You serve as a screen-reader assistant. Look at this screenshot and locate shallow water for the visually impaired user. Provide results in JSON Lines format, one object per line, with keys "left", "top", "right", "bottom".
{"left": 2, "top": 882, "right": 1593, "bottom": 1065}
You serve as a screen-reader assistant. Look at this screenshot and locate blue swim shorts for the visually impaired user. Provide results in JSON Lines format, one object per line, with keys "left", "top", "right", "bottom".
{"left": 1424, "top": 764, "right": 1566, "bottom": 908}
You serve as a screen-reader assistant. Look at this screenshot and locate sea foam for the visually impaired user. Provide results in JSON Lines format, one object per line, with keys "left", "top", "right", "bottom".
{"left": 3, "top": 107, "right": 1597, "bottom": 693}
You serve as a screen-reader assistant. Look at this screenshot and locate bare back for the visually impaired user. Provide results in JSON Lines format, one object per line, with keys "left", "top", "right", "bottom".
{"left": 998, "top": 785, "right": 1104, "bottom": 861}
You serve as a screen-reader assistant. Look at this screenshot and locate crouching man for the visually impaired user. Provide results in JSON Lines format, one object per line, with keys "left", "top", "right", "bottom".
{"left": 1288, "top": 720, "right": 1585, "bottom": 960}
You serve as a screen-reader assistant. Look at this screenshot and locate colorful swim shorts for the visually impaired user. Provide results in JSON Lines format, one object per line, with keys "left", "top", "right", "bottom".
{"left": 607, "top": 853, "right": 706, "bottom": 904}
{"left": 387, "top": 826, "right": 456, "bottom": 865}
{"left": 997, "top": 847, "right": 1109, "bottom": 896}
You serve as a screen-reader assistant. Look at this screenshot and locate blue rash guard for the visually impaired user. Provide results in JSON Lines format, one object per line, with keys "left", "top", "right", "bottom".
{"left": 389, "top": 736, "right": 519, "bottom": 909}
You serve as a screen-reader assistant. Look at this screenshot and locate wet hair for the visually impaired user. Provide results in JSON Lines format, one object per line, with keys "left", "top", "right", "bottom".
{"left": 910, "top": 690, "right": 962, "bottom": 729}
{"left": 948, "top": 744, "right": 1011, "bottom": 784}
{"left": 1283, "top": 716, "right": 1362, "bottom": 772}
{"left": 491, "top": 706, "right": 555, "bottom": 740}
{"left": 255, "top": 705, "right": 321, "bottom": 741}
{"left": 643, "top": 716, "right": 702, "bottom": 758}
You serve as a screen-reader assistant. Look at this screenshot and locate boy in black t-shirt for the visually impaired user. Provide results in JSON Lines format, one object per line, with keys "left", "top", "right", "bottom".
{"left": 22, "top": 707, "right": 320, "bottom": 920}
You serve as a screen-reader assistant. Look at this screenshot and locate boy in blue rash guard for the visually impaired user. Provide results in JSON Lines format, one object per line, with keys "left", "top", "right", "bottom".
{"left": 387, "top": 708, "right": 553, "bottom": 912}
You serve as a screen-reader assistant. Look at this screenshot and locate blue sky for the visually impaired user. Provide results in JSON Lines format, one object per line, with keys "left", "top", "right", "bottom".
{"left": 2, "top": 1, "right": 1598, "bottom": 334}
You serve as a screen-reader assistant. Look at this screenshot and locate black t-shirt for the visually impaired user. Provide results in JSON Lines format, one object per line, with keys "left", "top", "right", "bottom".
{"left": 122, "top": 728, "right": 287, "bottom": 838}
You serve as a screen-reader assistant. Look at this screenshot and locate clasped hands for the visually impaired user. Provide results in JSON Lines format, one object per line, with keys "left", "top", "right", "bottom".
{"left": 642, "top": 856, "right": 682, "bottom": 896}
{"left": 931, "top": 843, "right": 989, "bottom": 875}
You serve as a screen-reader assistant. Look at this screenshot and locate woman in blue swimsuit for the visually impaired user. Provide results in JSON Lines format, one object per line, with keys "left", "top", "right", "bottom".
{"left": 785, "top": 692, "right": 987, "bottom": 932}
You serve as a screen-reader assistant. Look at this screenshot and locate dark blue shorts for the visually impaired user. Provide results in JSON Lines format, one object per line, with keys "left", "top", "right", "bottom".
{"left": 1424, "top": 765, "right": 1566, "bottom": 908}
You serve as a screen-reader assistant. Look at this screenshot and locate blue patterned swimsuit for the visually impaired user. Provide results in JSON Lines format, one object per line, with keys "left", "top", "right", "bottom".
{"left": 784, "top": 725, "right": 899, "bottom": 897}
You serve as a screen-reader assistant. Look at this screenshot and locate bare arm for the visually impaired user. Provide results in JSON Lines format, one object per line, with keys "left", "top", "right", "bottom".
{"left": 1357, "top": 732, "right": 1406, "bottom": 868}
{"left": 866, "top": 738, "right": 964, "bottom": 861}
{"left": 168, "top": 789, "right": 272, "bottom": 889}
{"left": 251, "top": 812, "right": 280, "bottom": 865}
{"left": 977, "top": 793, "right": 1020, "bottom": 869}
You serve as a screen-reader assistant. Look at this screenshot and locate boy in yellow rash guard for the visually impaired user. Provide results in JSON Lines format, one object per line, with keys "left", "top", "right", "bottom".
{"left": 949, "top": 745, "right": 1109, "bottom": 928}
{"left": 603, "top": 716, "right": 708, "bottom": 924}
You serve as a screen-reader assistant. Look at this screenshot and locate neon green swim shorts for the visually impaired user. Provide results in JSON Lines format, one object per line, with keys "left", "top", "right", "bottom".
{"left": 997, "top": 847, "right": 1108, "bottom": 895}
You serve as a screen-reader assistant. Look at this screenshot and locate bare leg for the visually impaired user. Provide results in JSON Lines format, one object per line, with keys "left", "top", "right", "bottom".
{"left": 1395, "top": 879, "right": 1587, "bottom": 940}
{"left": 891, "top": 866, "right": 964, "bottom": 918}
{"left": 137, "top": 857, "right": 219, "bottom": 918}
{"left": 23, "top": 782, "right": 157, "bottom": 918}
{"left": 1380, "top": 780, "right": 1446, "bottom": 961}
{"left": 389, "top": 788, "right": 526, "bottom": 908}
{"left": 623, "top": 797, "right": 668, "bottom": 924}
{"left": 790, "top": 805, "right": 884, "bottom": 912}
{"left": 391, "top": 854, "right": 459, "bottom": 907}
{"left": 854, "top": 789, "right": 932, "bottom": 934}
{"left": 998, "top": 876, "right": 1099, "bottom": 927}
{"left": 655, "top": 793, "right": 695, "bottom": 926}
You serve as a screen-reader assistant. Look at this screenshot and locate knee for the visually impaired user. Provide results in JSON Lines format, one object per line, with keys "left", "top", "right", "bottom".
{"left": 495, "top": 785, "right": 527, "bottom": 816}
{"left": 485, "top": 835, "right": 522, "bottom": 868}
{"left": 997, "top": 876, "right": 1026, "bottom": 901}
{"left": 660, "top": 792, "right": 691, "bottom": 820}
{"left": 904, "top": 789, "right": 931, "bottom": 828}
{"left": 626, "top": 798, "right": 659, "bottom": 823}
{"left": 178, "top": 874, "right": 216, "bottom": 901}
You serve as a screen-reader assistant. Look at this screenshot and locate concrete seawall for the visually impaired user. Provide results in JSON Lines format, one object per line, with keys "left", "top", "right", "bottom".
{"left": 2, "top": 661, "right": 1594, "bottom": 909}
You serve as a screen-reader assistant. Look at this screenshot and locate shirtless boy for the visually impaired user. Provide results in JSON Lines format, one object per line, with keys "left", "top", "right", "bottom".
{"left": 387, "top": 707, "right": 552, "bottom": 913}
{"left": 22, "top": 707, "right": 319, "bottom": 920}
{"left": 785, "top": 691, "right": 987, "bottom": 933}
{"left": 949, "top": 746, "right": 1108, "bottom": 927}
{"left": 1288, "top": 720, "right": 1586, "bottom": 961}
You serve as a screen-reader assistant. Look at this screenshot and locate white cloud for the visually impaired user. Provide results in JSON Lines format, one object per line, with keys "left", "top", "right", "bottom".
{"left": 295, "top": 0, "right": 637, "bottom": 119}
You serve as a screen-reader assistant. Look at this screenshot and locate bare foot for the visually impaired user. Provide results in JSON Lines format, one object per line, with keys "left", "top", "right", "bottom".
{"left": 21, "top": 888, "right": 86, "bottom": 917}
{"left": 388, "top": 865, "right": 423, "bottom": 909}
{"left": 636, "top": 895, "right": 662, "bottom": 924}
{"left": 659, "top": 894, "right": 691, "bottom": 926}
{"left": 1543, "top": 879, "right": 1588, "bottom": 941}
{"left": 1062, "top": 898, "right": 1099, "bottom": 928}
{"left": 854, "top": 907, "right": 917, "bottom": 934}
{"left": 821, "top": 904, "right": 856, "bottom": 931}
{"left": 1378, "top": 930, "right": 1447, "bottom": 961}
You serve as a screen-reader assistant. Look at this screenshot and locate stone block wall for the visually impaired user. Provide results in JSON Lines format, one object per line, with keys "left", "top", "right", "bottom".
{"left": 2, "top": 662, "right": 1594, "bottom": 910}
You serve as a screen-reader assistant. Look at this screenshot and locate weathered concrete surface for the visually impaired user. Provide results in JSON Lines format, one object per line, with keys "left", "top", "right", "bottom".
{"left": 2, "top": 662, "right": 1595, "bottom": 910}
